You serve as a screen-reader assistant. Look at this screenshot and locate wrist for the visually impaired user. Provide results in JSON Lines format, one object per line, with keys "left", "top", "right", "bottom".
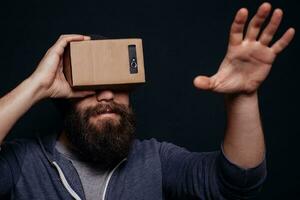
{"left": 225, "top": 91, "right": 258, "bottom": 104}
{"left": 25, "top": 76, "right": 49, "bottom": 103}
{"left": 225, "top": 92, "right": 259, "bottom": 114}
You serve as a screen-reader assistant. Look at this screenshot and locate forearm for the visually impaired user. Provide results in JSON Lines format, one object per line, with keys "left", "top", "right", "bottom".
{"left": 0, "top": 77, "right": 44, "bottom": 143}
{"left": 223, "top": 92, "right": 265, "bottom": 169}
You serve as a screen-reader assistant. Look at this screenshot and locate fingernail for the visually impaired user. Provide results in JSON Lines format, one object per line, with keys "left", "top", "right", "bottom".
{"left": 83, "top": 36, "right": 91, "bottom": 40}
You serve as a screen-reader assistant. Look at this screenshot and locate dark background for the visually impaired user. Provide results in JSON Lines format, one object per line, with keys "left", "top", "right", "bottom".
{"left": 0, "top": 0, "right": 299, "bottom": 199}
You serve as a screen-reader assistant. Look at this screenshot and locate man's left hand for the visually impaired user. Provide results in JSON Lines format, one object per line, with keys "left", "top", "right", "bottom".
{"left": 193, "top": 2, "right": 295, "bottom": 94}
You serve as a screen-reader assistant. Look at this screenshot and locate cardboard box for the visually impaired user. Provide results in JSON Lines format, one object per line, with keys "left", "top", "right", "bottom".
{"left": 63, "top": 38, "right": 145, "bottom": 90}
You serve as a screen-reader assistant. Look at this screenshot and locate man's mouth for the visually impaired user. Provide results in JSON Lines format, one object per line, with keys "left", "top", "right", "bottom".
{"left": 96, "top": 107, "right": 115, "bottom": 115}
{"left": 91, "top": 106, "right": 121, "bottom": 120}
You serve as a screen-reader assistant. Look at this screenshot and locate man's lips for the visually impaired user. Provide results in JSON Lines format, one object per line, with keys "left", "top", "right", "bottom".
{"left": 91, "top": 108, "right": 121, "bottom": 120}
{"left": 90, "top": 112, "right": 118, "bottom": 121}
{"left": 86, "top": 103, "right": 123, "bottom": 120}
{"left": 98, "top": 112, "right": 117, "bottom": 116}
{"left": 96, "top": 107, "right": 117, "bottom": 115}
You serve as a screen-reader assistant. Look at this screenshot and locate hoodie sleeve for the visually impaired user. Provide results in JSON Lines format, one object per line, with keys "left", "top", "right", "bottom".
{"left": 0, "top": 141, "right": 27, "bottom": 197}
{"left": 159, "top": 142, "right": 267, "bottom": 199}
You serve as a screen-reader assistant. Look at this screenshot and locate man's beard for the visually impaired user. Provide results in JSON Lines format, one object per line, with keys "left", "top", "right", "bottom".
{"left": 63, "top": 101, "right": 136, "bottom": 169}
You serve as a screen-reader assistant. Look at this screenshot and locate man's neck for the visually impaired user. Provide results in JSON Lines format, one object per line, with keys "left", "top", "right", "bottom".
{"left": 58, "top": 130, "right": 74, "bottom": 150}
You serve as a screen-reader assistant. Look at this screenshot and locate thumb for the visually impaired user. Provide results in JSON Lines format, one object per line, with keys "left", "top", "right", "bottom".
{"left": 193, "top": 75, "right": 214, "bottom": 90}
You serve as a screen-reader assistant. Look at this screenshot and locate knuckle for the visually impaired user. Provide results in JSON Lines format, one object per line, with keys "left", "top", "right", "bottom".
{"left": 46, "top": 47, "right": 54, "bottom": 55}
{"left": 58, "top": 35, "right": 69, "bottom": 42}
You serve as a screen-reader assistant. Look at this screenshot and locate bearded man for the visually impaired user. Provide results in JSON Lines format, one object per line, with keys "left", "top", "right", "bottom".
{"left": 0, "top": 3, "right": 295, "bottom": 199}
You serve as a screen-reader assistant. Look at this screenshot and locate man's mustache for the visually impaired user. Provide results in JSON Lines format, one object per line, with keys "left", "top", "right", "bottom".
{"left": 83, "top": 102, "right": 129, "bottom": 120}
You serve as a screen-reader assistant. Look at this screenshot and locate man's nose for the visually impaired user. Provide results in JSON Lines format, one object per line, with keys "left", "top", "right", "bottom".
{"left": 95, "top": 90, "right": 114, "bottom": 102}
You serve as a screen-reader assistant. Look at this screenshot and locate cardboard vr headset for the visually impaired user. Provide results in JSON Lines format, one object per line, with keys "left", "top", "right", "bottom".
{"left": 63, "top": 38, "right": 145, "bottom": 90}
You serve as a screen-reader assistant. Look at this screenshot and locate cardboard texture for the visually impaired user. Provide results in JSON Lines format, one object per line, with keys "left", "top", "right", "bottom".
{"left": 63, "top": 38, "right": 145, "bottom": 90}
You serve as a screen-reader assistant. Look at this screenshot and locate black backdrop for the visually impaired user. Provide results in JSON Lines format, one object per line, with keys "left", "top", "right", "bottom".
{"left": 0, "top": 0, "right": 299, "bottom": 199}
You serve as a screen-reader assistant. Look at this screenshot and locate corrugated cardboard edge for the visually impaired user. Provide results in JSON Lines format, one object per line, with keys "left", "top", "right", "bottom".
{"left": 72, "top": 82, "right": 145, "bottom": 91}
{"left": 63, "top": 45, "right": 74, "bottom": 86}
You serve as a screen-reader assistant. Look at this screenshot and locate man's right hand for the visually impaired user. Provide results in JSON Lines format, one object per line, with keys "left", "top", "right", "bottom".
{"left": 0, "top": 34, "right": 95, "bottom": 143}
{"left": 29, "top": 34, "right": 95, "bottom": 100}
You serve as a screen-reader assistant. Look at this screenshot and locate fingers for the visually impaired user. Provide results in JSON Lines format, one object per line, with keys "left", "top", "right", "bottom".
{"left": 245, "top": 3, "right": 272, "bottom": 41}
{"left": 271, "top": 28, "right": 295, "bottom": 54}
{"left": 49, "top": 34, "right": 91, "bottom": 56}
{"left": 232, "top": 2, "right": 294, "bottom": 52}
{"left": 193, "top": 76, "right": 213, "bottom": 90}
{"left": 229, "top": 8, "right": 248, "bottom": 45}
{"left": 259, "top": 9, "right": 283, "bottom": 45}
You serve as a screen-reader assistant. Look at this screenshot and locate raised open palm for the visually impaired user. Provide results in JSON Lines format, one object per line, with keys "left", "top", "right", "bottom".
{"left": 194, "top": 2, "right": 295, "bottom": 94}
